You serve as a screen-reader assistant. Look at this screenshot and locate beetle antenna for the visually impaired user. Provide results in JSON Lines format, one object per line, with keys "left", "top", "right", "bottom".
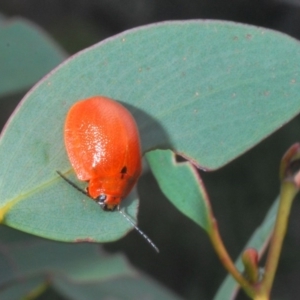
{"left": 57, "top": 171, "right": 88, "bottom": 196}
{"left": 57, "top": 171, "right": 159, "bottom": 253}
{"left": 118, "top": 208, "right": 159, "bottom": 253}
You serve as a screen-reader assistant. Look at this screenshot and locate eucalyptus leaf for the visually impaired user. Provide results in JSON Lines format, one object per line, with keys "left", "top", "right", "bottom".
{"left": 0, "top": 276, "right": 45, "bottom": 300}
{"left": 53, "top": 275, "right": 182, "bottom": 300}
{"left": 0, "top": 226, "right": 181, "bottom": 300}
{"left": 1, "top": 20, "right": 300, "bottom": 241}
{"left": 146, "top": 149, "right": 212, "bottom": 231}
{"left": 0, "top": 18, "right": 66, "bottom": 97}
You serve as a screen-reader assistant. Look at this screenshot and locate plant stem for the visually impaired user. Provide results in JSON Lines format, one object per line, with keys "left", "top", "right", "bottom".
{"left": 258, "top": 181, "right": 298, "bottom": 298}
{"left": 208, "top": 218, "right": 255, "bottom": 298}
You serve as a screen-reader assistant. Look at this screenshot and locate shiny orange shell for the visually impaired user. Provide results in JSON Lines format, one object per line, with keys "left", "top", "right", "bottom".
{"left": 64, "top": 96, "right": 142, "bottom": 210}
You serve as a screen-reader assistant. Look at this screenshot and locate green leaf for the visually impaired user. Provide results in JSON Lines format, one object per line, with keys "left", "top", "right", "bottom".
{"left": 146, "top": 149, "right": 212, "bottom": 231}
{"left": 0, "top": 230, "right": 133, "bottom": 285}
{"left": 1, "top": 276, "right": 46, "bottom": 300}
{"left": 53, "top": 275, "right": 181, "bottom": 300}
{"left": 0, "top": 226, "right": 181, "bottom": 300}
{"left": 1, "top": 175, "right": 138, "bottom": 242}
{"left": 1, "top": 20, "right": 300, "bottom": 241}
{"left": 0, "top": 18, "right": 66, "bottom": 97}
{"left": 213, "top": 199, "right": 279, "bottom": 300}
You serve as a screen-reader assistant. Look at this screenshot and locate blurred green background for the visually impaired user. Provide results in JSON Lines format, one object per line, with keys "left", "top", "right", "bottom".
{"left": 1, "top": 1, "right": 300, "bottom": 299}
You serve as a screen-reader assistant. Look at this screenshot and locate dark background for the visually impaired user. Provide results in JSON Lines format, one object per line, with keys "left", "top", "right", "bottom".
{"left": 1, "top": 1, "right": 300, "bottom": 299}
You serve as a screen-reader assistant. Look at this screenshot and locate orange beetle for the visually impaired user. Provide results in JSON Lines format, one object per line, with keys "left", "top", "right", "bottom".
{"left": 60, "top": 96, "right": 159, "bottom": 252}
{"left": 64, "top": 96, "right": 142, "bottom": 211}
